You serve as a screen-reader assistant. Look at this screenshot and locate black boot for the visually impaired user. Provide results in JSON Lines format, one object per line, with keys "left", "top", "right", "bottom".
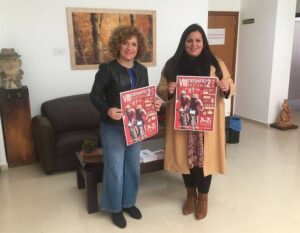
{"left": 111, "top": 211, "right": 126, "bottom": 228}
{"left": 123, "top": 206, "right": 142, "bottom": 219}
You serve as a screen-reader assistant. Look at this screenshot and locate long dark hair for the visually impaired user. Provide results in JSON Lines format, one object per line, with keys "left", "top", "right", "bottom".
{"left": 163, "top": 24, "right": 223, "bottom": 81}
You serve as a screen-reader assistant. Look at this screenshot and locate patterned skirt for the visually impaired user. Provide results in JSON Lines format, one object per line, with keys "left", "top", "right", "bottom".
{"left": 187, "top": 131, "right": 204, "bottom": 169}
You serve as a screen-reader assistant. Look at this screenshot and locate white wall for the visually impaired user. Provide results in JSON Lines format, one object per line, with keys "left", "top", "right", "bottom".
{"left": 297, "top": 0, "right": 300, "bottom": 12}
{"left": 234, "top": 0, "right": 296, "bottom": 124}
{"left": 209, "top": 0, "right": 240, "bottom": 11}
{"left": 288, "top": 21, "right": 300, "bottom": 110}
{"left": 0, "top": 0, "right": 208, "bottom": 165}
{"left": 268, "top": 0, "right": 297, "bottom": 122}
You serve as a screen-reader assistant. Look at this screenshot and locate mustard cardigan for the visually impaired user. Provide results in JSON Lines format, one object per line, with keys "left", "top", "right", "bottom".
{"left": 157, "top": 59, "right": 235, "bottom": 176}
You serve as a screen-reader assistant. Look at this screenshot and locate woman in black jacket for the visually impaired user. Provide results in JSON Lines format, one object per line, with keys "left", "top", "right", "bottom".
{"left": 90, "top": 25, "right": 161, "bottom": 229}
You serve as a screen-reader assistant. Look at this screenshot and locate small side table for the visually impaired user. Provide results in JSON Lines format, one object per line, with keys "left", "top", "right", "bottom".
{"left": 75, "top": 148, "right": 164, "bottom": 214}
{"left": 75, "top": 150, "right": 103, "bottom": 214}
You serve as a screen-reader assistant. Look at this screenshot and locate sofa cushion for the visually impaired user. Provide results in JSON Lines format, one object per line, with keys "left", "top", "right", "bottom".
{"left": 56, "top": 130, "right": 98, "bottom": 158}
{"left": 41, "top": 94, "right": 100, "bottom": 133}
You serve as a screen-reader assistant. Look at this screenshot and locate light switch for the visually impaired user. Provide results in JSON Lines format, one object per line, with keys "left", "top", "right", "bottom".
{"left": 53, "top": 48, "right": 67, "bottom": 56}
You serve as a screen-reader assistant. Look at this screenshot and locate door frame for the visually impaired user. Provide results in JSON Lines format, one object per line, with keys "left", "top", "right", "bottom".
{"left": 208, "top": 11, "right": 239, "bottom": 115}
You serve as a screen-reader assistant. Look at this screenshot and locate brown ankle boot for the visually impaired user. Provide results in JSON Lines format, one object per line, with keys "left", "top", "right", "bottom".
{"left": 182, "top": 187, "right": 197, "bottom": 215}
{"left": 195, "top": 193, "right": 208, "bottom": 220}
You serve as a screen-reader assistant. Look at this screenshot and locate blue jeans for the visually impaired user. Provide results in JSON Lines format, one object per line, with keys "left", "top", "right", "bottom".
{"left": 100, "top": 122, "right": 142, "bottom": 213}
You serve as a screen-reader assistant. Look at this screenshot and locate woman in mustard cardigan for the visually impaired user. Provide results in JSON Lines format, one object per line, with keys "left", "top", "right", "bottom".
{"left": 157, "top": 24, "right": 235, "bottom": 220}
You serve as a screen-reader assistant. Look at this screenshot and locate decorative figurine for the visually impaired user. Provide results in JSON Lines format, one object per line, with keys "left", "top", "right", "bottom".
{"left": 270, "top": 99, "right": 298, "bottom": 130}
{"left": 0, "top": 48, "right": 23, "bottom": 89}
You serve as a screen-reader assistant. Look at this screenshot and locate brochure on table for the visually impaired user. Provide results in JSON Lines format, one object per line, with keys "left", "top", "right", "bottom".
{"left": 140, "top": 149, "right": 164, "bottom": 163}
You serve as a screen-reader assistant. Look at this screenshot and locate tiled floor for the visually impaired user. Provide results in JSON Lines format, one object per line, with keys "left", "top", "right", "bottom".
{"left": 1, "top": 111, "right": 300, "bottom": 233}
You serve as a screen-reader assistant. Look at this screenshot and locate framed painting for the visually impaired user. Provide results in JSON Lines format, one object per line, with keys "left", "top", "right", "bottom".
{"left": 66, "top": 7, "right": 156, "bottom": 70}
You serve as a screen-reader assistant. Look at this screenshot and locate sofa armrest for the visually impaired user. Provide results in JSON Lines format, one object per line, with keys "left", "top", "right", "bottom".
{"left": 32, "top": 115, "right": 56, "bottom": 174}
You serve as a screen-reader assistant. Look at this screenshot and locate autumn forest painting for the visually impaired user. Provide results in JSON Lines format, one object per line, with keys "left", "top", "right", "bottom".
{"left": 67, "top": 8, "right": 156, "bottom": 70}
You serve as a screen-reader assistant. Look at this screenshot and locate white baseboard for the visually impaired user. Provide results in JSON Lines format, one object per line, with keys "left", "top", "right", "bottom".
{"left": 0, "top": 164, "right": 8, "bottom": 171}
{"left": 233, "top": 114, "right": 269, "bottom": 127}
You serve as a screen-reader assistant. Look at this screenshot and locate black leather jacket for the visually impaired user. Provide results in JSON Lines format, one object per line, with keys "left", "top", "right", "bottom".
{"left": 90, "top": 59, "right": 149, "bottom": 125}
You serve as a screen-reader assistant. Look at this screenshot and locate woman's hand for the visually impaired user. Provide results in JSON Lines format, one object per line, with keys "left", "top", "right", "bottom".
{"left": 217, "top": 80, "right": 230, "bottom": 92}
{"left": 168, "top": 82, "right": 177, "bottom": 95}
{"left": 108, "top": 107, "right": 122, "bottom": 120}
{"left": 154, "top": 98, "right": 163, "bottom": 112}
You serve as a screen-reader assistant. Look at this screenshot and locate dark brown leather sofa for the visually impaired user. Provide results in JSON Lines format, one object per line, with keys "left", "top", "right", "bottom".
{"left": 32, "top": 94, "right": 100, "bottom": 174}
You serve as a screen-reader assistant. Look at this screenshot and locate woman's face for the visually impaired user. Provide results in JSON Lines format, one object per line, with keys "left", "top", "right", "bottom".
{"left": 184, "top": 31, "right": 203, "bottom": 57}
{"left": 119, "top": 36, "right": 138, "bottom": 62}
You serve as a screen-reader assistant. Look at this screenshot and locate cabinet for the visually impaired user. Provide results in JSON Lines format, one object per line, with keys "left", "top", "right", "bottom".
{"left": 0, "top": 86, "right": 35, "bottom": 167}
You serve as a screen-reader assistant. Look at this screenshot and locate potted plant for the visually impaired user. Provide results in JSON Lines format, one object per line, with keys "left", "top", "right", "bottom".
{"left": 80, "top": 138, "right": 99, "bottom": 157}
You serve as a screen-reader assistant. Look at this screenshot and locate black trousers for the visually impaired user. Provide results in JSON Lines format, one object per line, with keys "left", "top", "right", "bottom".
{"left": 182, "top": 167, "right": 212, "bottom": 194}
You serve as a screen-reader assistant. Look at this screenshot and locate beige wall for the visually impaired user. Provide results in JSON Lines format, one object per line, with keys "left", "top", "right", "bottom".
{"left": 209, "top": 0, "right": 240, "bottom": 11}
{"left": 297, "top": 0, "right": 300, "bottom": 12}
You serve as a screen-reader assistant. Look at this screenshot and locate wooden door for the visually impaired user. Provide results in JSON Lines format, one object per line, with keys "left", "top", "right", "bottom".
{"left": 208, "top": 11, "right": 238, "bottom": 115}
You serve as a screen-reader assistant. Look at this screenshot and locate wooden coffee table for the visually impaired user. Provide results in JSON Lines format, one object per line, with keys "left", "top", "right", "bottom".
{"left": 75, "top": 149, "right": 164, "bottom": 214}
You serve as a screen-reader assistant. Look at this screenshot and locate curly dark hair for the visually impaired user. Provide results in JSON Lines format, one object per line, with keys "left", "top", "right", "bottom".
{"left": 108, "top": 25, "right": 147, "bottom": 60}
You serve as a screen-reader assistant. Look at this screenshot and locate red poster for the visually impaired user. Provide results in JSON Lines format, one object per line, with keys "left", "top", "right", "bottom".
{"left": 174, "top": 76, "right": 218, "bottom": 131}
{"left": 120, "top": 85, "right": 158, "bottom": 145}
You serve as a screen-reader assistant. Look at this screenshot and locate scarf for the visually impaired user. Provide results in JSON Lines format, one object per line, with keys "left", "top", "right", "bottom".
{"left": 177, "top": 52, "right": 210, "bottom": 77}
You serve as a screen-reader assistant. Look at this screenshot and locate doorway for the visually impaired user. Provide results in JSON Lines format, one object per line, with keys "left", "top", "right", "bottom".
{"left": 208, "top": 11, "right": 239, "bottom": 115}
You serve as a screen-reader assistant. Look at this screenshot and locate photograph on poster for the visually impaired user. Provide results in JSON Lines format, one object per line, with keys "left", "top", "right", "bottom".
{"left": 174, "top": 76, "right": 218, "bottom": 131}
{"left": 120, "top": 85, "right": 158, "bottom": 146}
